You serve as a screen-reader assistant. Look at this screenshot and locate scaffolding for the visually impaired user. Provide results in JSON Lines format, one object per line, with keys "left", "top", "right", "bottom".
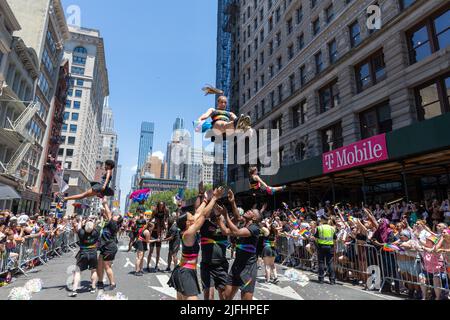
{"left": 214, "top": 0, "right": 238, "bottom": 187}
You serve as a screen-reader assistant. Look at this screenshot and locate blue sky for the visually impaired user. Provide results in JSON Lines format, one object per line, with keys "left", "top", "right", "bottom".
{"left": 61, "top": 0, "right": 218, "bottom": 211}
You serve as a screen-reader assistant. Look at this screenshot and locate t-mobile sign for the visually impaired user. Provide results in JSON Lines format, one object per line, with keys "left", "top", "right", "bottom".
{"left": 323, "top": 134, "right": 389, "bottom": 174}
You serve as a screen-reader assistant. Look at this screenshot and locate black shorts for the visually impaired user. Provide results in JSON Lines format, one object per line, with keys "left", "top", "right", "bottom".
{"left": 76, "top": 251, "right": 98, "bottom": 272}
{"left": 134, "top": 240, "right": 148, "bottom": 252}
{"left": 100, "top": 243, "right": 118, "bottom": 262}
{"left": 167, "top": 266, "right": 201, "bottom": 297}
{"left": 90, "top": 182, "right": 114, "bottom": 196}
{"left": 200, "top": 261, "right": 230, "bottom": 290}
{"left": 262, "top": 246, "right": 276, "bottom": 258}
{"left": 256, "top": 239, "right": 265, "bottom": 257}
{"left": 229, "top": 260, "right": 258, "bottom": 294}
{"left": 150, "top": 230, "right": 162, "bottom": 249}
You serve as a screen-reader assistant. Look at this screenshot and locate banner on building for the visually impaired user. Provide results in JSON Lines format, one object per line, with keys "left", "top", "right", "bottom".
{"left": 323, "top": 134, "right": 389, "bottom": 174}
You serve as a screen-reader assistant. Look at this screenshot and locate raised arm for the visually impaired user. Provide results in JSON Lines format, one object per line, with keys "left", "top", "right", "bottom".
{"left": 198, "top": 108, "right": 215, "bottom": 121}
{"left": 223, "top": 209, "right": 252, "bottom": 238}
{"left": 227, "top": 189, "right": 241, "bottom": 222}
{"left": 186, "top": 187, "right": 224, "bottom": 236}
{"left": 102, "top": 199, "right": 112, "bottom": 221}
{"left": 102, "top": 169, "right": 112, "bottom": 191}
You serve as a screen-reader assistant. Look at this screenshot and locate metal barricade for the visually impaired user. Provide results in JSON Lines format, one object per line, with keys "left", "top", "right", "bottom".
{"left": 334, "top": 242, "right": 381, "bottom": 289}
{"left": 0, "top": 250, "right": 9, "bottom": 276}
{"left": 380, "top": 248, "right": 449, "bottom": 299}
{"left": 16, "top": 236, "right": 44, "bottom": 275}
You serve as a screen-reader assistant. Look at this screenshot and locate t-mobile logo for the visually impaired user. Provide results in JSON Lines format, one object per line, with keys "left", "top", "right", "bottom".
{"left": 367, "top": 5, "right": 382, "bottom": 30}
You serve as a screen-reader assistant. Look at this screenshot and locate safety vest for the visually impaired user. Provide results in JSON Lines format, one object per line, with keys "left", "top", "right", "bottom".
{"left": 317, "top": 225, "right": 335, "bottom": 246}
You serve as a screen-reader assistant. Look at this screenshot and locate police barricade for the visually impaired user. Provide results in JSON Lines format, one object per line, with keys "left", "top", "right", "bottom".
{"left": 380, "top": 248, "right": 450, "bottom": 299}
{"left": 276, "top": 235, "right": 382, "bottom": 290}
{"left": 16, "top": 236, "right": 44, "bottom": 274}
{"left": 0, "top": 250, "right": 10, "bottom": 275}
{"left": 334, "top": 242, "right": 381, "bottom": 289}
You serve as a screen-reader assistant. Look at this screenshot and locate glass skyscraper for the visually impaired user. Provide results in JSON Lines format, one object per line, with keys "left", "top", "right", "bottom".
{"left": 137, "top": 122, "right": 155, "bottom": 172}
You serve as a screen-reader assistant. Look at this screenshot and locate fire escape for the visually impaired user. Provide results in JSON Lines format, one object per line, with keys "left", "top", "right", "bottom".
{"left": 0, "top": 102, "right": 38, "bottom": 185}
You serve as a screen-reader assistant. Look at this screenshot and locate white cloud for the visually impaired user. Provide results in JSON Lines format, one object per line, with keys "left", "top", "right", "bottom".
{"left": 152, "top": 151, "right": 164, "bottom": 161}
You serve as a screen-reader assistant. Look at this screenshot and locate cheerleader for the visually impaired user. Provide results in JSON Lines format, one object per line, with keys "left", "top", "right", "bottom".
{"left": 249, "top": 166, "right": 286, "bottom": 195}
{"left": 167, "top": 187, "right": 224, "bottom": 300}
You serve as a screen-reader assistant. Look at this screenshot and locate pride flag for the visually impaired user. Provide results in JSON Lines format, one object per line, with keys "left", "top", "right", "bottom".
{"left": 383, "top": 243, "right": 403, "bottom": 252}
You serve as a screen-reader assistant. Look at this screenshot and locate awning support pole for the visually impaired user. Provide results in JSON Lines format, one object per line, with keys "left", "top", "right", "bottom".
{"left": 331, "top": 176, "right": 336, "bottom": 204}
{"left": 361, "top": 170, "right": 367, "bottom": 205}
{"left": 401, "top": 162, "right": 409, "bottom": 202}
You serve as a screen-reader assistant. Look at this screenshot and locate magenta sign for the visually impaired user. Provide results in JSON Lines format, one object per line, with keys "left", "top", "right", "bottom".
{"left": 323, "top": 134, "right": 389, "bottom": 174}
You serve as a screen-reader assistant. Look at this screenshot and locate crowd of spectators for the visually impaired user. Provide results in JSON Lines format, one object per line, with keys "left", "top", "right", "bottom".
{"left": 260, "top": 199, "right": 450, "bottom": 300}
{"left": 0, "top": 210, "right": 76, "bottom": 285}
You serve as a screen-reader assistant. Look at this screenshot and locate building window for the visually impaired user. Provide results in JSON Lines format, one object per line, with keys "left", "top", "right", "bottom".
{"left": 292, "top": 101, "right": 307, "bottom": 128}
{"left": 63, "top": 112, "right": 69, "bottom": 120}
{"left": 269, "top": 64, "right": 274, "bottom": 78}
{"left": 69, "top": 125, "right": 77, "bottom": 133}
{"left": 322, "top": 122, "right": 343, "bottom": 153}
{"left": 312, "top": 18, "right": 320, "bottom": 36}
{"left": 311, "top": 0, "right": 317, "bottom": 9}
{"left": 269, "top": 16, "right": 273, "bottom": 32}
{"left": 325, "top": 4, "right": 334, "bottom": 24}
{"left": 355, "top": 50, "right": 386, "bottom": 92}
{"left": 296, "top": 33, "right": 304, "bottom": 51}
{"left": 73, "top": 101, "right": 81, "bottom": 109}
{"left": 319, "top": 79, "right": 340, "bottom": 113}
{"left": 295, "top": 142, "right": 307, "bottom": 161}
{"left": 400, "top": 0, "right": 416, "bottom": 10}
{"left": 272, "top": 116, "right": 283, "bottom": 136}
{"left": 299, "top": 65, "right": 306, "bottom": 86}
{"left": 71, "top": 113, "right": 79, "bottom": 121}
{"left": 288, "top": 44, "right": 294, "bottom": 60}
{"left": 275, "top": 7, "right": 281, "bottom": 23}
{"left": 261, "top": 99, "right": 266, "bottom": 116}
{"left": 296, "top": 7, "right": 303, "bottom": 24}
{"left": 276, "top": 32, "right": 281, "bottom": 47}
{"left": 66, "top": 149, "right": 74, "bottom": 157}
{"left": 269, "top": 40, "right": 274, "bottom": 55}
{"left": 270, "top": 91, "right": 275, "bottom": 108}
{"left": 407, "top": 9, "right": 450, "bottom": 65}
{"left": 71, "top": 66, "right": 85, "bottom": 75}
{"left": 277, "top": 56, "right": 282, "bottom": 71}
{"left": 287, "top": 18, "right": 293, "bottom": 34}
{"left": 60, "top": 136, "right": 66, "bottom": 144}
{"left": 415, "top": 73, "right": 450, "bottom": 121}
{"left": 349, "top": 21, "right": 361, "bottom": 47}
{"left": 76, "top": 79, "right": 84, "bottom": 86}
{"left": 75, "top": 90, "right": 82, "bottom": 98}
{"left": 58, "top": 148, "right": 64, "bottom": 156}
{"left": 62, "top": 124, "right": 68, "bottom": 132}
{"left": 360, "top": 101, "right": 392, "bottom": 139}
{"left": 315, "top": 51, "right": 323, "bottom": 74}
{"left": 65, "top": 162, "right": 72, "bottom": 170}
{"left": 68, "top": 136, "right": 76, "bottom": 145}
{"left": 289, "top": 73, "right": 296, "bottom": 94}
{"left": 328, "top": 39, "right": 338, "bottom": 64}
{"left": 278, "top": 84, "right": 283, "bottom": 103}
{"left": 260, "top": 74, "right": 265, "bottom": 87}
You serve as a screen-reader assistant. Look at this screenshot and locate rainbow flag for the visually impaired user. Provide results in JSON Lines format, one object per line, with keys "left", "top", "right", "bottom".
{"left": 428, "top": 235, "right": 439, "bottom": 244}
{"left": 43, "top": 238, "right": 52, "bottom": 251}
{"left": 299, "top": 228, "right": 311, "bottom": 237}
{"left": 300, "top": 207, "right": 306, "bottom": 213}
{"left": 383, "top": 244, "right": 403, "bottom": 252}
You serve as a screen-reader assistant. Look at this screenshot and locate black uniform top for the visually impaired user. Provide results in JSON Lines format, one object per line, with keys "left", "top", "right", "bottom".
{"left": 100, "top": 220, "right": 118, "bottom": 247}
{"left": 235, "top": 223, "right": 260, "bottom": 265}
{"left": 78, "top": 228, "right": 100, "bottom": 253}
{"left": 200, "top": 219, "right": 229, "bottom": 265}
{"left": 167, "top": 223, "right": 181, "bottom": 248}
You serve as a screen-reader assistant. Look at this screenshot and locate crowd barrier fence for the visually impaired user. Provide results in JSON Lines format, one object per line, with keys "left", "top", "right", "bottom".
{"left": 276, "top": 235, "right": 449, "bottom": 298}
{"left": 0, "top": 230, "right": 78, "bottom": 278}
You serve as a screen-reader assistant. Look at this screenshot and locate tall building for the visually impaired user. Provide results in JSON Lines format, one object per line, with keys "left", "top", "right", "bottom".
{"left": 137, "top": 122, "right": 154, "bottom": 173}
{"left": 225, "top": 0, "right": 450, "bottom": 205}
{"left": 183, "top": 148, "right": 214, "bottom": 190}
{"left": 0, "top": 0, "right": 40, "bottom": 213}
{"left": 166, "top": 128, "right": 190, "bottom": 180}
{"left": 141, "top": 155, "right": 163, "bottom": 179}
{"left": 6, "top": 0, "right": 70, "bottom": 213}
{"left": 173, "top": 117, "right": 184, "bottom": 131}
{"left": 214, "top": 0, "right": 238, "bottom": 187}
{"left": 58, "top": 25, "right": 109, "bottom": 215}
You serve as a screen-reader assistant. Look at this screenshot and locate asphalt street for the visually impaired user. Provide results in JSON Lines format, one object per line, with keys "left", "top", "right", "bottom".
{"left": 0, "top": 237, "right": 402, "bottom": 300}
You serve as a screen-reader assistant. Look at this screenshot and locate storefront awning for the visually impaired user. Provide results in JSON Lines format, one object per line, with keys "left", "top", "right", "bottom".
{"left": 0, "top": 184, "right": 21, "bottom": 200}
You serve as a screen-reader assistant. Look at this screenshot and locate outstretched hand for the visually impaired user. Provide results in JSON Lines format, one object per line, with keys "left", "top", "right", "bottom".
{"left": 213, "top": 187, "right": 225, "bottom": 199}
{"left": 227, "top": 189, "right": 235, "bottom": 203}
